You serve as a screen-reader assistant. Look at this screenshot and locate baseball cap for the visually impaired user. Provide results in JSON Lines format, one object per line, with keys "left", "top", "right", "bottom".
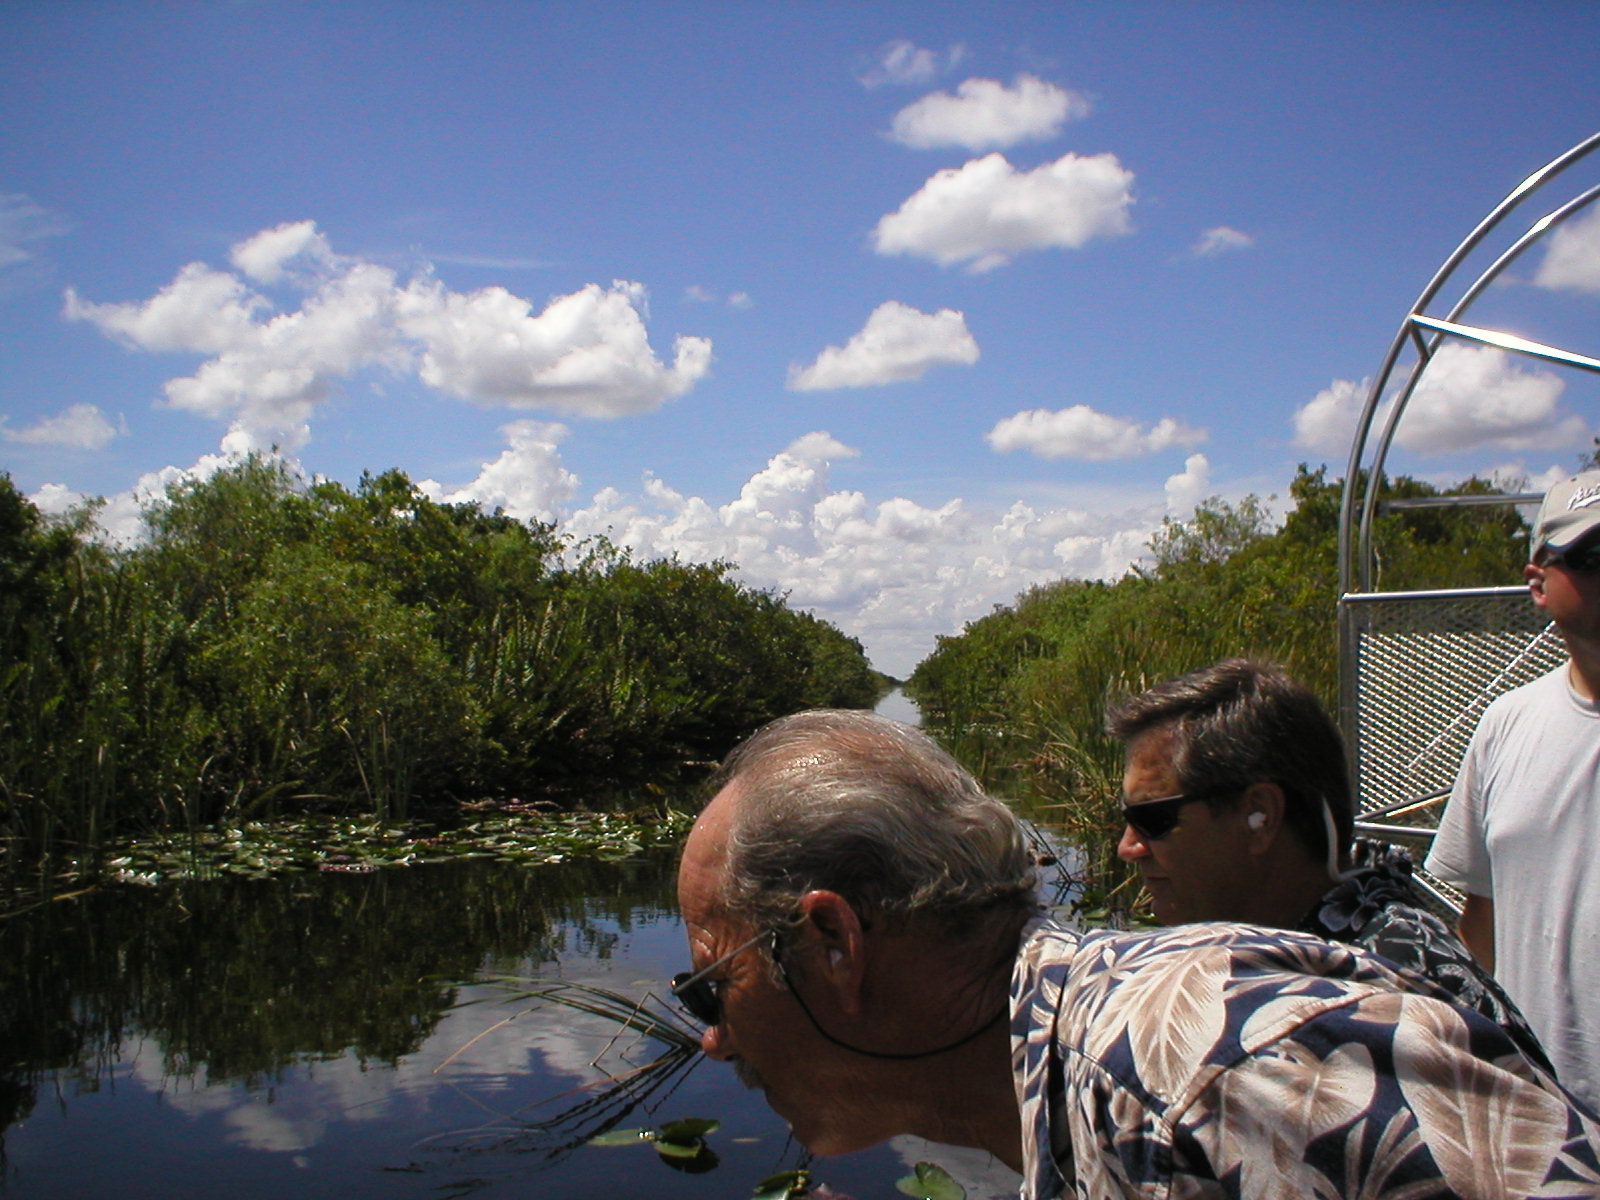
{"left": 1533, "top": 469, "right": 1600, "bottom": 557}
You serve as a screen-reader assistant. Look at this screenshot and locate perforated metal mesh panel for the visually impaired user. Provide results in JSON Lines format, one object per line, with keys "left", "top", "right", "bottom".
{"left": 1339, "top": 588, "right": 1566, "bottom": 908}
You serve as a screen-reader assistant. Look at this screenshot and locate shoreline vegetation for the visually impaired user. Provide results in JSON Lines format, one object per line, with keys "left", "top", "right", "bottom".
{"left": 909, "top": 464, "right": 1537, "bottom": 920}
{"left": 2, "top": 455, "right": 1545, "bottom": 916}
{"left": 0, "top": 455, "right": 886, "bottom": 907}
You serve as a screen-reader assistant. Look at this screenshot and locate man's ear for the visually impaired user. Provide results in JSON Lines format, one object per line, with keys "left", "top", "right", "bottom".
{"left": 1526, "top": 560, "right": 1548, "bottom": 607}
{"left": 796, "top": 889, "right": 866, "bottom": 1013}
{"left": 1239, "top": 782, "right": 1286, "bottom": 854}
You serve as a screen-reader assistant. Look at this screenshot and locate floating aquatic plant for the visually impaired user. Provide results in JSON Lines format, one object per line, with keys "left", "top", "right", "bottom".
{"left": 589, "top": 1116, "right": 721, "bottom": 1171}
{"left": 896, "top": 1161, "right": 966, "bottom": 1200}
{"left": 752, "top": 1168, "right": 814, "bottom": 1198}
{"left": 99, "top": 808, "right": 695, "bottom": 885}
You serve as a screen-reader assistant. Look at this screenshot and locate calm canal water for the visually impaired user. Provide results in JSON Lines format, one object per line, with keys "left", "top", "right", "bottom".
{"left": 2, "top": 826, "right": 1022, "bottom": 1198}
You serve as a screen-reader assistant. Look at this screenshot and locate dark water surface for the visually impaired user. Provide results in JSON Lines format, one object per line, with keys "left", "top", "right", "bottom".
{"left": 2, "top": 852, "right": 1019, "bottom": 1199}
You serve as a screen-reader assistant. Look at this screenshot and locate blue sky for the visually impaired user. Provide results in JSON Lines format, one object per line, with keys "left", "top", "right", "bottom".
{"left": 3, "top": 3, "right": 1598, "bottom": 676}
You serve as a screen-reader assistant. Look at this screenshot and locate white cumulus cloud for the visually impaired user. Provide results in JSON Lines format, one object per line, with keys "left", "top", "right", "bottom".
{"left": 1291, "top": 377, "right": 1369, "bottom": 456}
{"left": 62, "top": 223, "right": 712, "bottom": 454}
{"left": 418, "top": 420, "right": 578, "bottom": 524}
{"left": 857, "top": 39, "right": 966, "bottom": 88}
{"left": 1400, "top": 344, "right": 1583, "bottom": 452}
{"left": 888, "top": 74, "right": 1090, "bottom": 151}
{"left": 229, "top": 219, "right": 337, "bottom": 284}
{"left": 556, "top": 431, "right": 1182, "bottom": 676}
{"left": 788, "top": 301, "right": 979, "bottom": 390}
{"left": 1292, "top": 345, "right": 1585, "bottom": 457}
{"left": 985, "top": 404, "right": 1206, "bottom": 461}
{"left": 1, "top": 403, "right": 121, "bottom": 450}
{"left": 1533, "top": 204, "right": 1600, "bottom": 293}
{"left": 1191, "top": 226, "right": 1254, "bottom": 257}
{"left": 399, "top": 278, "right": 712, "bottom": 416}
{"left": 873, "top": 152, "right": 1135, "bottom": 272}
{"left": 1164, "top": 453, "right": 1213, "bottom": 514}
{"left": 64, "top": 262, "right": 268, "bottom": 355}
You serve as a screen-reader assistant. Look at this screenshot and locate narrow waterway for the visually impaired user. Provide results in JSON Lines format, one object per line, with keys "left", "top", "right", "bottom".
{"left": 1, "top": 847, "right": 1018, "bottom": 1199}
{"left": 873, "top": 686, "right": 922, "bottom": 726}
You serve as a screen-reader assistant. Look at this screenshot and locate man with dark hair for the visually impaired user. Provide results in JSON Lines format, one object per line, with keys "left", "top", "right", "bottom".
{"left": 1428, "top": 470, "right": 1600, "bottom": 1113}
{"left": 1106, "top": 658, "right": 1543, "bottom": 1066}
{"left": 674, "top": 708, "right": 1598, "bottom": 1199}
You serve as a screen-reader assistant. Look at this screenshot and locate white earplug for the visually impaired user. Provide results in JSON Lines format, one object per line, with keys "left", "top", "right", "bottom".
{"left": 829, "top": 949, "right": 844, "bottom": 967}
{"left": 1247, "top": 812, "right": 1266, "bottom": 831}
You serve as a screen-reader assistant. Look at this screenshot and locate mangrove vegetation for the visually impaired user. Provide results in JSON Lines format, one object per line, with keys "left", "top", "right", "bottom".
{"left": 0, "top": 455, "right": 882, "bottom": 899}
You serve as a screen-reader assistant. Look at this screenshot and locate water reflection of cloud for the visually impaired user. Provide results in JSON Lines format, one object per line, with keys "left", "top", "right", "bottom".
{"left": 888, "top": 1136, "right": 1021, "bottom": 1200}
{"left": 113, "top": 976, "right": 691, "bottom": 1158}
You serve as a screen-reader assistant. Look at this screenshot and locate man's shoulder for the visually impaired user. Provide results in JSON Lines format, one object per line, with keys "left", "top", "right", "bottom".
{"left": 1025, "top": 921, "right": 1507, "bottom": 1102}
{"left": 1479, "top": 661, "right": 1572, "bottom": 722}
{"left": 1021, "top": 919, "right": 1416, "bottom": 1016}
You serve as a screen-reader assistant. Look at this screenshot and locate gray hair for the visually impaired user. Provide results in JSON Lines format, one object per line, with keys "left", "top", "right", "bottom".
{"left": 710, "top": 709, "right": 1039, "bottom": 940}
{"left": 1104, "top": 659, "right": 1353, "bottom": 866}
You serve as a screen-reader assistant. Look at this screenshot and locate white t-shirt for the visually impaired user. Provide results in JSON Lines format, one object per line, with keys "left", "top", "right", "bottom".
{"left": 1427, "top": 663, "right": 1600, "bottom": 1112}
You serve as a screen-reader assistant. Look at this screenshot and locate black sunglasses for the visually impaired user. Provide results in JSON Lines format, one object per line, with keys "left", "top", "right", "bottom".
{"left": 670, "top": 929, "right": 770, "bottom": 1026}
{"left": 1120, "top": 792, "right": 1209, "bottom": 841}
{"left": 1549, "top": 540, "right": 1600, "bottom": 575}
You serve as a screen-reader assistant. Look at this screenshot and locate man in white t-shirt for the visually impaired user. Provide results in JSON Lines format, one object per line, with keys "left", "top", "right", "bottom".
{"left": 1427, "top": 468, "right": 1600, "bottom": 1113}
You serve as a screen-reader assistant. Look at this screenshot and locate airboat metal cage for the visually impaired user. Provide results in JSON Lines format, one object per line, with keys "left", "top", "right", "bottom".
{"left": 1336, "top": 131, "right": 1600, "bottom": 912}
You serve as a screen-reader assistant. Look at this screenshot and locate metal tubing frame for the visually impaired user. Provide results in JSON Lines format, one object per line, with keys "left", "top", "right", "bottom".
{"left": 1335, "top": 132, "right": 1600, "bottom": 771}
{"left": 1352, "top": 179, "right": 1600, "bottom": 593}
{"left": 1354, "top": 179, "right": 1600, "bottom": 587}
{"left": 1337, "top": 131, "right": 1600, "bottom": 599}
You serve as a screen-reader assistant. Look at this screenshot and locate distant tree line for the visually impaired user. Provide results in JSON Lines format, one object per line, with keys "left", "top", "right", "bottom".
{"left": 0, "top": 456, "right": 883, "bottom": 887}
{"left": 906, "top": 465, "right": 1533, "bottom": 911}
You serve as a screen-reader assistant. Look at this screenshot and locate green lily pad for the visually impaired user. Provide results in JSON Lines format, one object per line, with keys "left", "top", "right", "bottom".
{"left": 652, "top": 1138, "right": 705, "bottom": 1159}
{"left": 658, "top": 1117, "right": 719, "bottom": 1140}
{"left": 587, "top": 1127, "right": 656, "bottom": 1147}
{"left": 657, "top": 1143, "right": 719, "bottom": 1174}
{"left": 752, "top": 1168, "right": 812, "bottom": 1198}
{"left": 896, "top": 1161, "right": 965, "bottom": 1200}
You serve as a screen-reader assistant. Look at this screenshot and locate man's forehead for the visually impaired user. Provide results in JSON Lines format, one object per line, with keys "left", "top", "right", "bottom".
{"left": 687, "top": 780, "right": 739, "bottom": 854}
{"left": 678, "top": 781, "right": 741, "bottom": 913}
{"left": 1126, "top": 723, "right": 1179, "bottom": 761}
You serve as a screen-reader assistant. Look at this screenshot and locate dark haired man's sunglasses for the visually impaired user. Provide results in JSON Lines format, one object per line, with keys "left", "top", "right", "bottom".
{"left": 1120, "top": 793, "right": 1209, "bottom": 841}
{"left": 670, "top": 929, "right": 770, "bottom": 1027}
{"left": 1550, "top": 540, "right": 1600, "bottom": 575}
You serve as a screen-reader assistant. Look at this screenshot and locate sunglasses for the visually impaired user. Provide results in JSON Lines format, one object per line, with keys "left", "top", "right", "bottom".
{"left": 670, "top": 928, "right": 771, "bottom": 1027}
{"left": 1549, "top": 540, "right": 1600, "bottom": 575}
{"left": 1120, "top": 792, "right": 1209, "bottom": 841}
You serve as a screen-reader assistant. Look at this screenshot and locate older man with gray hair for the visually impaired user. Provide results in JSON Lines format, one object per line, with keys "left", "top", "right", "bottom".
{"left": 676, "top": 708, "right": 1600, "bottom": 1199}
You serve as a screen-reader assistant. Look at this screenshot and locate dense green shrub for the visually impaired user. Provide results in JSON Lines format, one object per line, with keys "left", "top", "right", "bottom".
{"left": 0, "top": 457, "right": 879, "bottom": 887}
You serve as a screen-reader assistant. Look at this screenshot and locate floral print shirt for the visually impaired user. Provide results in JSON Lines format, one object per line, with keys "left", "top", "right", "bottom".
{"left": 1299, "top": 847, "right": 1551, "bottom": 1074}
{"left": 1011, "top": 917, "right": 1600, "bottom": 1200}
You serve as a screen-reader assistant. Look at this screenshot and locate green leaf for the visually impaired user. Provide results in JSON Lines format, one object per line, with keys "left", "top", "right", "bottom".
{"left": 658, "top": 1117, "right": 719, "bottom": 1140}
{"left": 652, "top": 1137, "right": 704, "bottom": 1158}
{"left": 752, "top": 1169, "right": 811, "bottom": 1199}
{"left": 896, "top": 1161, "right": 965, "bottom": 1200}
{"left": 587, "top": 1127, "right": 655, "bottom": 1147}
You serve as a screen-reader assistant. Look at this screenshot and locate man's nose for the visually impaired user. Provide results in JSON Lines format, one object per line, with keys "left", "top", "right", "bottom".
{"left": 1117, "top": 825, "right": 1150, "bottom": 863}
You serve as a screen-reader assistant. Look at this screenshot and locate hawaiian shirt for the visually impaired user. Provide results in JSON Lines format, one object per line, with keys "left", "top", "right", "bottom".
{"left": 1010, "top": 917, "right": 1600, "bottom": 1200}
{"left": 1299, "top": 846, "right": 1552, "bottom": 1074}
